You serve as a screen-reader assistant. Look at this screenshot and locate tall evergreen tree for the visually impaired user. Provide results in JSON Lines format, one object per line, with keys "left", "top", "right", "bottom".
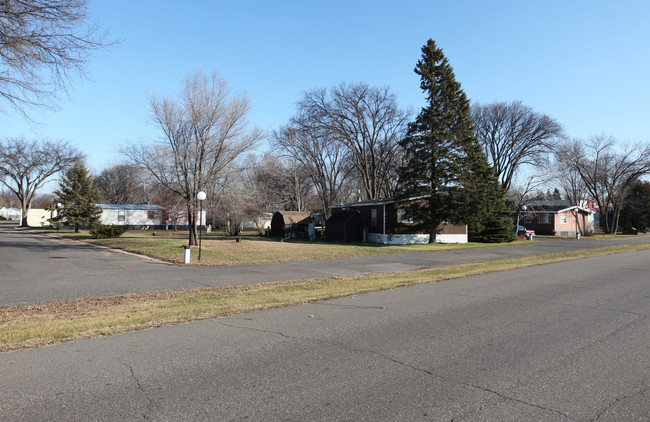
{"left": 628, "top": 180, "right": 650, "bottom": 232}
{"left": 398, "top": 39, "right": 513, "bottom": 243}
{"left": 397, "top": 39, "right": 475, "bottom": 242}
{"left": 53, "top": 162, "right": 102, "bottom": 233}
{"left": 458, "top": 141, "right": 515, "bottom": 242}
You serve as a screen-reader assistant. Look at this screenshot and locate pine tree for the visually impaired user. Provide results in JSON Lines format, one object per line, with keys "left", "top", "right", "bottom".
{"left": 398, "top": 39, "right": 513, "bottom": 243}
{"left": 459, "top": 141, "right": 515, "bottom": 242}
{"left": 53, "top": 162, "right": 102, "bottom": 233}
{"left": 552, "top": 187, "right": 562, "bottom": 200}
{"left": 397, "top": 39, "right": 477, "bottom": 242}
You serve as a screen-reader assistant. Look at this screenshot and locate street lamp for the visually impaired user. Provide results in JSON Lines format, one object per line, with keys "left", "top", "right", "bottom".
{"left": 56, "top": 203, "right": 62, "bottom": 233}
{"left": 197, "top": 191, "right": 206, "bottom": 261}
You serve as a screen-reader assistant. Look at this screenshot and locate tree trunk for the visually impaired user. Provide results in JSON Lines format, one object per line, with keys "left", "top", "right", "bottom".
{"left": 574, "top": 211, "right": 583, "bottom": 235}
{"left": 611, "top": 209, "right": 621, "bottom": 235}
{"left": 20, "top": 199, "right": 30, "bottom": 227}
{"left": 189, "top": 223, "right": 198, "bottom": 246}
{"left": 186, "top": 202, "right": 197, "bottom": 246}
{"left": 429, "top": 225, "right": 437, "bottom": 244}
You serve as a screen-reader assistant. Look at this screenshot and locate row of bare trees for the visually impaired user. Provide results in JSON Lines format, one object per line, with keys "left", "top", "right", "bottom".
{"left": 556, "top": 135, "right": 650, "bottom": 233}
{"left": 272, "top": 82, "right": 411, "bottom": 217}
{"left": 1, "top": 1, "right": 647, "bottom": 238}
{"left": 471, "top": 100, "right": 650, "bottom": 234}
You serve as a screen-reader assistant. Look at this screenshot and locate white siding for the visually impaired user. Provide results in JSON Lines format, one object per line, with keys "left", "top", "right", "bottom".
{"left": 366, "top": 233, "right": 468, "bottom": 245}
{"left": 26, "top": 209, "right": 54, "bottom": 227}
{"left": 99, "top": 209, "right": 161, "bottom": 226}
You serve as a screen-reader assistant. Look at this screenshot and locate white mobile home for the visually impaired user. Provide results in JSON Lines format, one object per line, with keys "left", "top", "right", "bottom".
{"left": 98, "top": 204, "right": 166, "bottom": 229}
{"left": 97, "top": 204, "right": 204, "bottom": 229}
{"left": 0, "top": 207, "right": 21, "bottom": 221}
{"left": 24, "top": 204, "right": 204, "bottom": 229}
{"left": 24, "top": 208, "right": 55, "bottom": 227}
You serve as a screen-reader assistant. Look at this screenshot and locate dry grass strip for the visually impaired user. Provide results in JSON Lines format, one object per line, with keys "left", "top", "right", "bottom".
{"left": 2, "top": 243, "right": 649, "bottom": 352}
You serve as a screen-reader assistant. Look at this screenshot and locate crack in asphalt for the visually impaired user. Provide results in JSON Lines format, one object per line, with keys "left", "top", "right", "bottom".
{"left": 215, "top": 321, "right": 301, "bottom": 340}
{"left": 214, "top": 320, "right": 575, "bottom": 421}
{"left": 592, "top": 385, "right": 648, "bottom": 421}
{"left": 513, "top": 313, "right": 648, "bottom": 391}
{"left": 362, "top": 348, "right": 577, "bottom": 421}
{"left": 124, "top": 363, "right": 154, "bottom": 421}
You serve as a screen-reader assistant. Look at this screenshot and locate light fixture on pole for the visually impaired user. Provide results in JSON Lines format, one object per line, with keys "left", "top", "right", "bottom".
{"left": 197, "top": 191, "right": 206, "bottom": 261}
{"left": 56, "top": 203, "right": 63, "bottom": 233}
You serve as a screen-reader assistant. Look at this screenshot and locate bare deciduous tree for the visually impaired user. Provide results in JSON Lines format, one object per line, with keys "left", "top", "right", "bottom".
{"left": 31, "top": 192, "right": 56, "bottom": 209}
{"left": 0, "top": 0, "right": 111, "bottom": 114}
{"left": 554, "top": 159, "right": 588, "bottom": 208}
{"left": 150, "top": 187, "right": 185, "bottom": 230}
{"left": 472, "top": 101, "right": 564, "bottom": 192}
{"left": 556, "top": 135, "right": 650, "bottom": 233}
{"left": 245, "top": 153, "right": 315, "bottom": 213}
{"left": 272, "top": 124, "right": 354, "bottom": 218}
{"left": 0, "top": 137, "right": 82, "bottom": 226}
{"left": 508, "top": 173, "right": 548, "bottom": 228}
{"left": 296, "top": 83, "right": 410, "bottom": 200}
{"left": 122, "top": 70, "right": 262, "bottom": 245}
{"left": 95, "top": 164, "right": 147, "bottom": 204}
{"left": 212, "top": 170, "right": 250, "bottom": 236}
{"left": 1, "top": 187, "right": 17, "bottom": 208}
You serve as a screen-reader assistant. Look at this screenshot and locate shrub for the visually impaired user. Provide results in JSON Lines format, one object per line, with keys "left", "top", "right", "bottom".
{"left": 90, "top": 224, "right": 128, "bottom": 239}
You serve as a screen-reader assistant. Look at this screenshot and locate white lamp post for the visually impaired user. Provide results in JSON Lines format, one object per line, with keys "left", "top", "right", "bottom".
{"left": 197, "top": 191, "right": 206, "bottom": 261}
{"left": 56, "top": 203, "right": 63, "bottom": 233}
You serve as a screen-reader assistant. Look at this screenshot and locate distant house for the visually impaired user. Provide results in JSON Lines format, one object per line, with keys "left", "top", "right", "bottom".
{"left": 270, "top": 211, "right": 313, "bottom": 238}
{"left": 518, "top": 200, "right": 592, "bottom": 236}
{"left": 1, "top": 207, "right": 22, "bottom": 221}
{"left": 328, "top": 198, "right": 468, "bottom": 244}
{"left": 243, "top": 212, "right": 274, "bottom": 233}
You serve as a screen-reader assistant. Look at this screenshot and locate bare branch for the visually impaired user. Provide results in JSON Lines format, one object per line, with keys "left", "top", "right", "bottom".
{"left": 0, "top": 0, "right": 113, "bottom": 115}
{"left": 296, "top": 82, "right": 410, "bottom": 200}
{"left": 555, "top": 135, "right": 650, "bottom": 233}
{"left": 472, "top": 101, "right": 564, "bottom": 192}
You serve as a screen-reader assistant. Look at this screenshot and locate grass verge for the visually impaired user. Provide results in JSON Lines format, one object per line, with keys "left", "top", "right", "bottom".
{"left": 2, "top": 243, "right": 649, "bottom": 352}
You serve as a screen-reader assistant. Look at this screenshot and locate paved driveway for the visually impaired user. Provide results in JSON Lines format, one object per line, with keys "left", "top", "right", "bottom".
{"left": 2, "top": 221, "right": 649, "bottom": 307}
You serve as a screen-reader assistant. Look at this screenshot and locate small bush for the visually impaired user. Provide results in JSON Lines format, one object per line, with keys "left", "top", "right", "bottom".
{"left": 90, "top": 224, "right": 128, "bottom": 239}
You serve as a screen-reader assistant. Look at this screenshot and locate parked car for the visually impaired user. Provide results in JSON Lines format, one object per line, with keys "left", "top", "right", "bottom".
{"left": 513, "top": 225, "right": 535, "bottom": 239}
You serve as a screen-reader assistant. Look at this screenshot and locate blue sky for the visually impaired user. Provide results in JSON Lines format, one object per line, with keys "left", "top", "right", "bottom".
{"left": 3, "top": 0, "right": 649, "bottom": 180}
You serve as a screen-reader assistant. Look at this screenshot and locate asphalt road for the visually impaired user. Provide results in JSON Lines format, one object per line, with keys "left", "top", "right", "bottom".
{"left": 2, "top": 220, "right": 650, "bottom": 307}
{"left": 1, "top": 249, "right": 648, "bottom": 421}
